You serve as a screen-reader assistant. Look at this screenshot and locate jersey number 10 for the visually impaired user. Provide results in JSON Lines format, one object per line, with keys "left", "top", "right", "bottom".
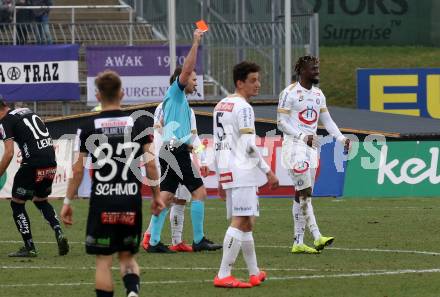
{"left": 23, "top": 115, "right": 50, "bottom": 140}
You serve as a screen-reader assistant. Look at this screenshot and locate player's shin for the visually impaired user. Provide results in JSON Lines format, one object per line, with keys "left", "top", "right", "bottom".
{"left": 304, "top": 197, "right": 321, "bottom": 240}
{"left": 170, "top": 203, "right": 185, "bottom": 245}
{"left": 293, "top": 199, "right": 305, "bottom": 244}
{"left": 191, "top": 200, "right": 205, "bottom": 244}
{"left": 241, "top": 231, "right": 260, "bottom": 276}
{"left": 11, "top": 200, "right": 35, "bottom": 250}
{"left": 95, "top": 289, "right": 114, "bottom": 297}
{"left": 218, "top": 227, "right": 243, "bottom": 278}
{"left": 33, "top": 200, "right": 63, "bottom": 237}
{"left": 149, "top": 208, "right": 169, "bottom": 246}
{"left": 123, "top": 273, "right": 140, "bottom": 297}
{"left": 95, "top": 255, "right": 114, "bottom": 296}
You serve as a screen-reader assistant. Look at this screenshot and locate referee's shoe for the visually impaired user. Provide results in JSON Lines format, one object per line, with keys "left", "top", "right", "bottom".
{"left": 192, "top": 237, "right": 222, "bottom": 252}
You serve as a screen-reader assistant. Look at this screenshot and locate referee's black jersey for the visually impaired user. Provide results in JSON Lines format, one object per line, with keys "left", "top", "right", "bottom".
{"left": 76, "top": 110, "right": 153, "bottom": 210}
{"left": 0, "top": 108, "right": 56, "bottom": 166}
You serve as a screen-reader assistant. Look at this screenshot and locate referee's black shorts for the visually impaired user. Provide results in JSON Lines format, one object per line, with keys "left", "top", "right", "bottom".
{"left": 159, "top": 143, "right": 204, "bottom": 194}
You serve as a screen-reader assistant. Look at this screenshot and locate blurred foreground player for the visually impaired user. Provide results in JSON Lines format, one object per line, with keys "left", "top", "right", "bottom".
{"left": 0, "top": 99, "right": 69, "bottom": 257}
{"left": 213, "top": 62, "right": 279, "bottom": 288}
{"left": 61, "top": 70, "right": 162, "bottom": 297}
{"left": 277, "top": 55, "right": 351, "bottom": 254}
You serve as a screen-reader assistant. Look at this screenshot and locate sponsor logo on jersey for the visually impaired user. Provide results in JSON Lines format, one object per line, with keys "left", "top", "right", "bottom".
{"left": 35, "top": 167, "right": 57, "bottom": 182}
{"left": 298, "top": 106, "right": 318, "bottom": 125}
{"left": 215, "top": 102, "right": 235, "bottom": 112}
{"left": 299, "top": 95, "right": 304, "bottom": 102}
{"left": 101, "top": 211, "right": 136, "bottom": 226}
{"left": 219, "top": 172, "right": 233, "bottom": 183}
{"left": 94, "top": 116, "right": 134, "bottom": 129}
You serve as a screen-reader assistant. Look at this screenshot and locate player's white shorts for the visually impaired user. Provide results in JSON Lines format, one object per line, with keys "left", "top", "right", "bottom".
{"left": 225, "top": 186, "right": 259, "bottom": 219}
{"left": 175, "top": 184, "right": 191, "bottom": 201}
{"left": 281, "top": 139, "right": 318, "bottom": 191}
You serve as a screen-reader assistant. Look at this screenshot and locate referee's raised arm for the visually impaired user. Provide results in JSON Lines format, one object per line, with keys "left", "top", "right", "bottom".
{"left": 178, "top": 29, "right": 204, "bottom": 87}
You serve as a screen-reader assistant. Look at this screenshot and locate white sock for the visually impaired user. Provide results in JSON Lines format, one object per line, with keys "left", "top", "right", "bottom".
{"left": 293, "top": 200, "right": 305, "bottom": 244}
{"left": 305, "top": 197, "right": 321, "bottom": 240}
{"left": 170, "top": 203, "right": 185, "bottom": 245}
{"left": 218, "top": 227, "right": 243, "bottom": 279}
{"left": 241, "top": 231, "right": 260, "bottom": 276}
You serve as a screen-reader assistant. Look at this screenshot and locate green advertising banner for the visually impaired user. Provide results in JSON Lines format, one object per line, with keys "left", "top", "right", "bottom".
{"left": 344, "top": 140, "right": 440, "bottom": 197}
{"left": 308, "top": 0, "right": 437, "bottom": 45}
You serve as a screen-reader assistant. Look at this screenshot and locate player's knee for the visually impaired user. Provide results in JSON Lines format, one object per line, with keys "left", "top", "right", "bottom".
{"left": 33, "top": 199, "right": 48, "bottom": 209}
{"left": 231, "top": 216, "right": 253, "bottom": 232}
{"left": 191, "top": 186, "right": 206, "bottom": 201}
{"left": 10, "top": 200, "right": 25, "bottom": 214}
{"left": 174, "top": 199, "right": 186, "bottom": 205}
{"left": 297, "top": 187, "right": 312, "bottom": 197}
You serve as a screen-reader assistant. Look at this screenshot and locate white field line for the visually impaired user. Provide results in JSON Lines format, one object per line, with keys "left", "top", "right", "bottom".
{"left": 0, "top": 266, "right": 323, "bottom": 272}
{"left": 1, "top": 268, "right": 440, "bottom": 288}
{"left": 204, "top": 207, "right": 429, "bottom": 211}
{"left": 1, "top": 240, "right": 439, "bottom": 256}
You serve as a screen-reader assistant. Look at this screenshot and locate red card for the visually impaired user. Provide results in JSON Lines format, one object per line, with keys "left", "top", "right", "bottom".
{"left": 196, "top": 20, "right": 209, "bottom": 32}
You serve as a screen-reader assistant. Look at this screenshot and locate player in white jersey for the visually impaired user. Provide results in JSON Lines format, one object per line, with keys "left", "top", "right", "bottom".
{"left": 141, "top": 102, "right": 208, "bottom": 252}
{"left": 213, "top": 61, "right": 279, "bottom": 288}
{"left": 277, "top": 55, "right": 351, "bottom": 254}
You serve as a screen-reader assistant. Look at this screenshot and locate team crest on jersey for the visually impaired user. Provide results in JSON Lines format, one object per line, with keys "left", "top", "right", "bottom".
{"left": 316, "top": 98, "right": 320, "bottom": 105}
{"left": 298, "top": 106, "right": 318, "bottom": 125}
{"left": 293, "top": 161, "right": 309, "bottom": 174}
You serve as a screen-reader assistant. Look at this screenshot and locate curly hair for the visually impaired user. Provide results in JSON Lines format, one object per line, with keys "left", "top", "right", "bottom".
{"left": 294, "top": 55, "right": 319, "bottom": 76}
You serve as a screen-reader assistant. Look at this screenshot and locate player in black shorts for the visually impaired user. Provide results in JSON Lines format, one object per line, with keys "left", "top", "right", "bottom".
{"left": 0, "top": 99, "right": 69, "bottom": 257}
{"left": 61, "top": 70, "right": 162, "bottom": 297}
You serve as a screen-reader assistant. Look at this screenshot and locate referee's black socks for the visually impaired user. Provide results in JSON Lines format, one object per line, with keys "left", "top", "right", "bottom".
{"left": 10, "top": 200, "right": 35, "bottom": 250}
{"left": 33, "top": 200, "right": 63, "bottom": 237}
{"left": 123, "top": 273, "right": 140, "bottom": 295}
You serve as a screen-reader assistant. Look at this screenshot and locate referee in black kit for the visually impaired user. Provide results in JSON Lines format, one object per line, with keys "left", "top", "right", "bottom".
{"left": 146, "top": 28, "right": 222, "bottom": 252}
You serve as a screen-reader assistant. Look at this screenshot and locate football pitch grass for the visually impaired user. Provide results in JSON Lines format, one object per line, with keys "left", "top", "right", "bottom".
{"left": 1, "top": 197, "right": 440, "bottom": 297}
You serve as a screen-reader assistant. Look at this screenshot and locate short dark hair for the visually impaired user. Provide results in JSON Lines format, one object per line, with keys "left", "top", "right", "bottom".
{"left": 95, "top": 70, "right": 122, "bottom": 102}
{"left": 233, "top": 61, "right": 261, "bottom": 87}
{"left": 169, "top": 66, "right": 183, "bottom": 85}
{"left": 0, "top": 99, "right": 7, "bottom": 110}
{"left": 294, "top": 55, "right": 319, "bottom": 76}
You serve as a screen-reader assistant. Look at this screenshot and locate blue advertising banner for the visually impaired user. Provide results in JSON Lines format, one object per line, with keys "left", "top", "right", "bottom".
{"left": 86, "top": 45, "right": 204, "bottom": 105}
{"left": 0, "top": 45, "right": 80, "bottom": 101}
{"left": 313, "top": 139, "right": 347, "bottom": 197}
{"left": 357, "top": 68, "right": 440, "bottom": 118}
